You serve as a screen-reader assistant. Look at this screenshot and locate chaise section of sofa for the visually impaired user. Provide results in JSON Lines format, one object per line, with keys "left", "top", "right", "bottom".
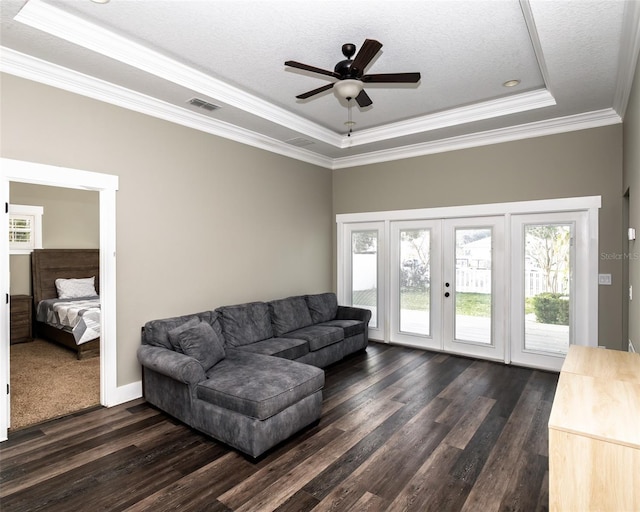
{"left": 138, "top": 310, "right": 324, "bottom": 458}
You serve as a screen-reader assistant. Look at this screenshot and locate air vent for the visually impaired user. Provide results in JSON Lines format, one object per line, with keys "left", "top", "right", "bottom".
{"left": 187, "top": 97, "right": 221, "bottom": 112}
{"left": 285, "top": 137, "right": 315, "bottom": 147}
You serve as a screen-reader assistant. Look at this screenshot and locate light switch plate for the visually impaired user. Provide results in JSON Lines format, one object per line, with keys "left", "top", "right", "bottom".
{"left": 598, "top": 273, "right": 612, "bottom": 285}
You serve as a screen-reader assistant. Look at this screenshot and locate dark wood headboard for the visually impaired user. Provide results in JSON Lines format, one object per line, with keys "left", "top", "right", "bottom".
{"left": 31, "top": 249, "right": 99, "bottom": 305}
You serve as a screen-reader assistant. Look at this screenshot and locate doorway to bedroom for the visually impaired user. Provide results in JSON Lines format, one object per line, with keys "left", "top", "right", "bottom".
{"left": 1, "top": 157, "right": 119, "bottom": 442}
{"left": 9, "top": 183, "right": 100, "bottom": 430}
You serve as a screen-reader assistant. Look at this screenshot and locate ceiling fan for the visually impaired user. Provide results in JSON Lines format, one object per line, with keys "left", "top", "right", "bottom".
{"left": 285, "top": 39, "right": 421, "bottom": 107}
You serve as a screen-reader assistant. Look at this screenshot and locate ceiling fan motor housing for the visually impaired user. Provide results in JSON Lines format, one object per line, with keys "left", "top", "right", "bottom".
{"left": 334, "top": 59, "right": 355, "bottom": 78}
{"left": 335, "top": 43, "right": 358, "bottom": 78}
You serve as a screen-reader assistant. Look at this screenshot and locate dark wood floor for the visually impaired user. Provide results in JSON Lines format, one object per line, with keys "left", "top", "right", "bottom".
{"left": 0, "top": 342, "right": 558, "bottom": 512}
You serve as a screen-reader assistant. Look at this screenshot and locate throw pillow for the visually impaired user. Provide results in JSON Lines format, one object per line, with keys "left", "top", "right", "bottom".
{"left": 174, "top": 321, "right": 226, "bottom": 371}
{"left": 167, "top": 317, "right": 201, "bottom": 353}
{"left": 55, "top": 276, "right": 97, "bottom": 299}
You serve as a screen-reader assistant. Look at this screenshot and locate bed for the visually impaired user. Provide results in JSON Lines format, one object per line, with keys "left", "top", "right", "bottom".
{"left": 31, "top": 249, "right": 100, "bottom": 360}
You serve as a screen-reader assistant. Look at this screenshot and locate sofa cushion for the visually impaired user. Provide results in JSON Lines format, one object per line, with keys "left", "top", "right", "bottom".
{"left": 268, "top": 296, "right": 313, "bottom": 336}
{"left": 235, "top": 337, "right": 309, "bottom": 360}
{"left": 173, "top": 321, "right": 226, "bottom": 371}
{"left": 317, "top": 319, "right": 365, "bottom": 339}
{"left": 197, "top": 350, "right": 324, "bottom": 420}
{"left": 282, "top": 325, "right": 343, "bottom": 352}
{"left": 143, "top": 311, "right": 221, "bottom": 352}
{"left": 217, "top": 302, "right": 273, "bottom": 347}
{"left": 305, "top": 293, "right": 338, "bottom": 324}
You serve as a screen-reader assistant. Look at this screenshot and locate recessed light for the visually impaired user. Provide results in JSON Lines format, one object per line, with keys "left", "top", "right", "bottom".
{"left": 503, "top": 79, "right": 521, "bottom": 87}
{"left": 90, "top": 0, "right": 110, "bottom": 4}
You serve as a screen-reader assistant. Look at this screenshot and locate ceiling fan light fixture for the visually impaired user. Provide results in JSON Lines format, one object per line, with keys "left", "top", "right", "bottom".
{"left": 334, "top": 79, "right": 364, "bottom": 99}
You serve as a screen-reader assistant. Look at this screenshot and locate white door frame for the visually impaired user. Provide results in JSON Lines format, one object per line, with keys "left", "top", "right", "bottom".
{"left": 0, "top": 158, "right": 118, "bottom": 441}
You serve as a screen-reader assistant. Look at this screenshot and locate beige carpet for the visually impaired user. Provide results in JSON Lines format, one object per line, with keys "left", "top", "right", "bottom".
{"left": 10, "top": 339, "right": 100, "bottom": 430}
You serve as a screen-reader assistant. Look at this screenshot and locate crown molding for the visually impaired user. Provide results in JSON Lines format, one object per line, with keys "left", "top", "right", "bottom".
{"left": 15, "top": 0, "right": 342, "bottom": 147}
{"left": 0, "top": 46, "right": 623, "bottom": 171}
{"left": 519, "top": 0, "right": 553, "bottom": 93}
{"left": 338, "top": 88, "right": 556, "bottom": 147}
{"left": 16, "top": 0, "right": 569, "bottom": 152}
{"left": 613, "top": 0, "right": 640, "bottom": 118}
{"left": 332, "top": 108, "right": 622, "bottom": 169}
{"left": 0, "top": 47, "right": 333, "bottom": 169}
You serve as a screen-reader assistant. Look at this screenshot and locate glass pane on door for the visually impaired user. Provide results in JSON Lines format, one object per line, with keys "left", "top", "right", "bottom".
{"left": 523, "top": 224, "right": 571, "bottom": 354}
{"left": 454, "top": 228, "right": 492, "bottom": 344}
{"left": 352, "top": 230, "right": 378, "bottom": 328}
{"left": 399, "top": 228, "right": 430, "bottom": 335}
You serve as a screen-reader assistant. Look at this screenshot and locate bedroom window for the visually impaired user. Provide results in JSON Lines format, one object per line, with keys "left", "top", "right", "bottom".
{"left": 9, "top": 204, "right": 43, "bottom": 254}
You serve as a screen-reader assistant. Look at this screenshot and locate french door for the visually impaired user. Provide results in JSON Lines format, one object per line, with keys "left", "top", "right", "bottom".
{"left": 389, "top": 220, "right": 441, "bottom": 350}
{"left": 388, "top": 217, "right": 504, "bottom": 361}
{"left": 442, "top": 217, "right": 505, "bottom": 360}
{"left": 338, "top": 197, "right": 599, "bottom": 371}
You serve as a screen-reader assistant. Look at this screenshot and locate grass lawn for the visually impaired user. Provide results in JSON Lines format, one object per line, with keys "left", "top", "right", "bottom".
{"left": 353, "top": 288, "right": 492, "bottom": 317}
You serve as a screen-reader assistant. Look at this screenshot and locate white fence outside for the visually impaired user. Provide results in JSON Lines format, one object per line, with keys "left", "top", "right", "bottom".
{"left": 456, "top": 268, "right": 568, "bottom": 296}
{"left": 353, "top": 254, "right": 566, "bottom": 297}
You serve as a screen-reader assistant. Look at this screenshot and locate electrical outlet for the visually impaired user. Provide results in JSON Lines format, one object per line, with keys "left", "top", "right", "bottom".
{"left": 598, "top": 273, "right": 612, "bottom": 285}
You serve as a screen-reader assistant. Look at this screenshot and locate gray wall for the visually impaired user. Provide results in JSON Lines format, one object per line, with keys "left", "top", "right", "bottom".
{"left": 9, "top": 183, "right": 99, "bottom": 295}
{"left": 333, "top": 125, "right": 624, "bottom": 350}
{"left": 1, "top": 73, "right": 334, "bottom": 386}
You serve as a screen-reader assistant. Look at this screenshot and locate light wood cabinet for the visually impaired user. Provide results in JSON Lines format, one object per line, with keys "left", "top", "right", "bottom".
{"left": 548, "top": 345, "right": 640, "bottom": 511}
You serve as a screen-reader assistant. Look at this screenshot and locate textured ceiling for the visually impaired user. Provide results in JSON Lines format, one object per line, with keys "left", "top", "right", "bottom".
{"left": 1, "top": 0, "right": 639, "bottom": 168}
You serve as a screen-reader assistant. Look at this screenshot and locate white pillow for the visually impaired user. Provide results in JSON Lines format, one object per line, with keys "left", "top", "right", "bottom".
{"left": 55, "top": 276, "right": 97, "bottom": 299}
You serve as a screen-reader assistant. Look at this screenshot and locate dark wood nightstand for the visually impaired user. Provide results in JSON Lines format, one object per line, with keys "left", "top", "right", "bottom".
{"left": 10, "top": 295, "right": 33, "bottom": 344}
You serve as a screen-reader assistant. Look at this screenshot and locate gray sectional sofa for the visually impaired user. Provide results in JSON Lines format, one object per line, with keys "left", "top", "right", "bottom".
{"left": 137, "top": 292, "right": 371, "bottom": 457}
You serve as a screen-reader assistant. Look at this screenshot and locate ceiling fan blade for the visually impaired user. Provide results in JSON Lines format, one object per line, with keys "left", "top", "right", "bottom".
{"left": 349, "top": 39, "right": 383, "bottom": 77}
{"left": 362, "top": 72, "right": 421, "bottom": 83}
{"left": 355, "top": 89, "right": 372, "bottom": 107}
{"left": 285, "top": 60, "right": 340, "bottom": 79}
{"left": 296, "top": 82, "right": 335, "bottom": 99}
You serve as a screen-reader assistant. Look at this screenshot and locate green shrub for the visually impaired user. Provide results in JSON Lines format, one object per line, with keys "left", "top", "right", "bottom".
{"left": 531, "top": 292, "right": 569, "bottom": 325}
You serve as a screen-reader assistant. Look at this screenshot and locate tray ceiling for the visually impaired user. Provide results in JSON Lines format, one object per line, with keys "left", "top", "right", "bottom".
{"left": 1, "top": 0, "right": 639, "bottom": 169}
